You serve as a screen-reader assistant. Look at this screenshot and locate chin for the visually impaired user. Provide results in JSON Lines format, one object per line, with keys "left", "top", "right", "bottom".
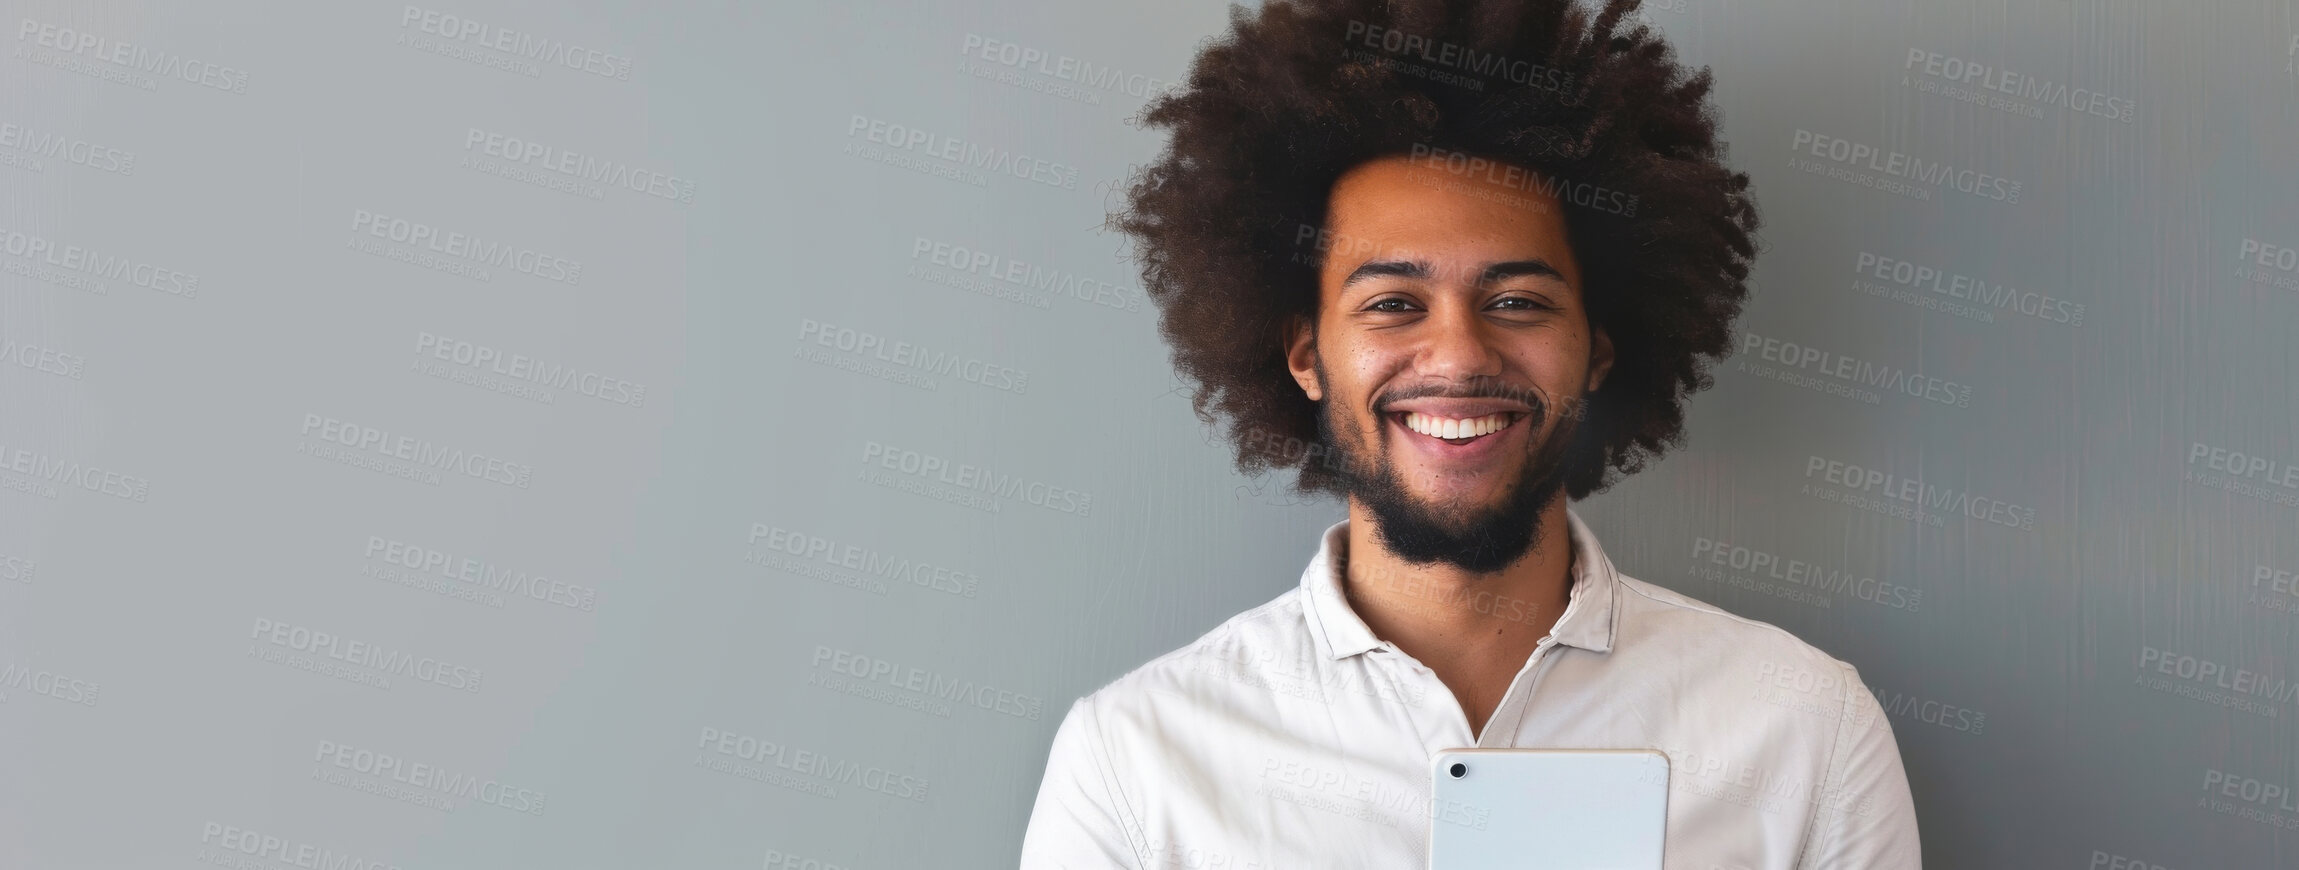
{"left": 1406, "top": 480, "right": 1514, "bottom": 519}
{"left": 1405, "top": 465, "right": 1518, "bottom": 498}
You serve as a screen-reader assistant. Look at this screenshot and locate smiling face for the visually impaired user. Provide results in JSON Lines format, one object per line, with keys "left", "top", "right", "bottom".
{"left": 1286, "top": 152, "right": 1613, "bottom": 572}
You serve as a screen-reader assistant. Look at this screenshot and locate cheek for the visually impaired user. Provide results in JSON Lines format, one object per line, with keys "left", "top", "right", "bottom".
{"left": 1518, "top": 345, "right": 1590, "bottom": 390}
{"left": 1326, "top": 345, "right": 1397, "bottom": 396}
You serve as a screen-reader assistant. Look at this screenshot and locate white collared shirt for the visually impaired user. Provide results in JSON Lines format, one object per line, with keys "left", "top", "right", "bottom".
{"left": 1020, "top": 509, "right": 1920, "bottom": 869}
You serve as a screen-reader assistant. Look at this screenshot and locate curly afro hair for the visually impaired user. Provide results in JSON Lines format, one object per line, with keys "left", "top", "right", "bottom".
{"left": 1113, "top": 0, "right": 1759, "bottom": 501}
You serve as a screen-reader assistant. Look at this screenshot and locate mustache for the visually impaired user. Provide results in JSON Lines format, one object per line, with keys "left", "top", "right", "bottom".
{"left": 1375, "top": 381, "right": 1555, "bottom": 420}
{"left": 1371, "top": 380, "right": 1595, "bottom": 427}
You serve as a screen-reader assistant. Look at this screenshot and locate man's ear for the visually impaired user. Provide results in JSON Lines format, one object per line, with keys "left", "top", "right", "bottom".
{"left": 1587, "top": 325, "right": 1615, "bottom": 393}
{"left": 1283, "top": 313, "right": 1322, "bottom": 401}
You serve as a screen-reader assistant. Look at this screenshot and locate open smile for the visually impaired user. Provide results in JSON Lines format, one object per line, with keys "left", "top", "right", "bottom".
{"left": 1396, "top": 411, "right": 1523, "bottom": 443}
{"left": 1386, "top": 411, "right": 1530, "bottom": 465}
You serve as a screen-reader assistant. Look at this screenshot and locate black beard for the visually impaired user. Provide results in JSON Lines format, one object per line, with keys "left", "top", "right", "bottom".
{"left": 1314, "top": 374, "right": 1577, "bottom": 574}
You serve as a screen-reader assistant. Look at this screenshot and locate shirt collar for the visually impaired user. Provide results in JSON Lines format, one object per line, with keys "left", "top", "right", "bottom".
{"left": 1300, "top": 507, "right": 1621, "bottom": 660}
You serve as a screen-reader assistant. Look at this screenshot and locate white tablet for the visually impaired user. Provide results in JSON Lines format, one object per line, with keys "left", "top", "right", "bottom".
{"left": 1427, "top": 748, "right": 1670, "bottom": 870}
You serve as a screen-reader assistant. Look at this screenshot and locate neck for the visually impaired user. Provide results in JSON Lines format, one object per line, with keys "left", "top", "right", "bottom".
{"left": 1339, "top": 496, "right": 1576, "bottom": 661}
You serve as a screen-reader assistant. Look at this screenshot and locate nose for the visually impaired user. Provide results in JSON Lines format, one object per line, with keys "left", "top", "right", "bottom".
{"left": 1414, "top": 296, "right": 1506, "bottom": 382}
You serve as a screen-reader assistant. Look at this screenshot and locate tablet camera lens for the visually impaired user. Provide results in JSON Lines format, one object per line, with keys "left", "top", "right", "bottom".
{"left": 1449, "top": 763, "right": 1466, "bottom": 778}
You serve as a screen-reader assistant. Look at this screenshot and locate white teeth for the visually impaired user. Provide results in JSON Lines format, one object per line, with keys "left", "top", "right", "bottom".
{"left": 1404, "top": 412, "right": 1514, "bottom": 440}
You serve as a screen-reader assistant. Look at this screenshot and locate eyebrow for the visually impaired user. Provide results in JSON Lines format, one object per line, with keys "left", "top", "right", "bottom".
{"left": 1341, "top": 258, "right": 1567, "bottom": 289}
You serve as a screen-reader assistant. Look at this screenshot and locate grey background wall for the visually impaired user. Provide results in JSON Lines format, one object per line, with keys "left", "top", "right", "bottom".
{"left": 0, "top": 0, "right": 2292, "bottom": 867}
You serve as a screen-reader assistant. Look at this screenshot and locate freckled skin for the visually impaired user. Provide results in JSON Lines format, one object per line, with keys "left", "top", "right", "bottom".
{"left": 1281, "top": 153, "right": 1614, "bottom": 738}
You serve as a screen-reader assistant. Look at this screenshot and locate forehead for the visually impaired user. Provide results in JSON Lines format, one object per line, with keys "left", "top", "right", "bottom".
{"left": 1321, "top": 153, "right": 1575, "bottom": 272}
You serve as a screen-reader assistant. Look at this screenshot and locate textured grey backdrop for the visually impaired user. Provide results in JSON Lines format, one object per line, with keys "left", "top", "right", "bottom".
{"left": 0, "top": 0, "right": 2293, "bottom": 867}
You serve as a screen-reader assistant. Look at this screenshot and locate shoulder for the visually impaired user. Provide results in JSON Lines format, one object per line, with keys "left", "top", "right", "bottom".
{"left": 1607, "top": 570, "right": 1876, "bottom": 702}
{"left": 1054, "top": 584, "right": 1358, "bottom": 761}
{"left": 1600, "top": 573, "right": 1919, "bottom": 864}
{"left": 1601, "top": 570, "right": 1898, "bottom": 775}
{"left": 1078, "top": 586, "right": 1316, "bottom": 711}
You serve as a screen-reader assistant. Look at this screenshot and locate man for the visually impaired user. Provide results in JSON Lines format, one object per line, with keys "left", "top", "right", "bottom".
{"left": 1021, "top": 0, "right": 1919, "bottom": 867}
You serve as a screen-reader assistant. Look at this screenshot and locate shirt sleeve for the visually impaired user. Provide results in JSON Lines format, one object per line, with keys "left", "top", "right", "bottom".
{"left": 1798, "top": 663, "right": 1922, "bottom": 869}
{"left": 1020, "top": 696, "right": 1146, "bottom": 870}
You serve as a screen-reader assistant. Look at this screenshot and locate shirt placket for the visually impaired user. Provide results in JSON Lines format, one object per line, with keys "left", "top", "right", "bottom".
{"left": 1374, "top": 635, "right": 1561, "bottom": 751}
{"left": 1475, "top": 636, "right": 1561, "bottom": 747}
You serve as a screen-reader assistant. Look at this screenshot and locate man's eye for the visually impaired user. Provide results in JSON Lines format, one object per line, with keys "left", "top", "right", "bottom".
{"left": 1368, "top": 298, "right": 1415, "bottom": 312}
{"left": 1493, "top": 296, "right": 1556, "bottom": 311}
